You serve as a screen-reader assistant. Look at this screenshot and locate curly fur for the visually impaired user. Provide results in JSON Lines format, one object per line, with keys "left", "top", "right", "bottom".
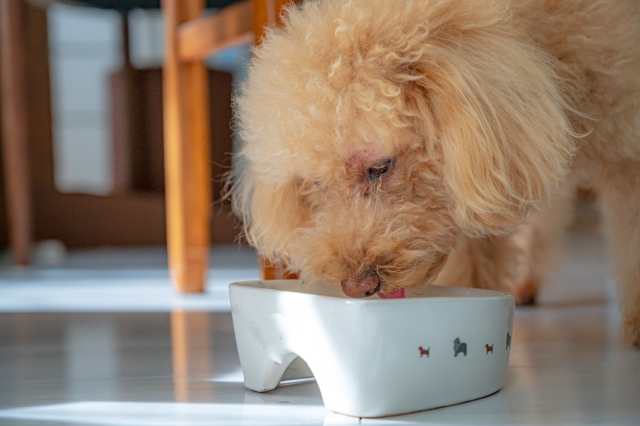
{"left": 232, "top": 0, "right": 640, "bottom": 345}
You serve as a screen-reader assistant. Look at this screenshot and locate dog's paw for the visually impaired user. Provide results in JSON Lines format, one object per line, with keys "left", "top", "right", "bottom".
{"left": 508, "top": 279, "right": 539, "bottom": 306}
{"left": 623, "top": 314, "right": 640, "bottom": 347}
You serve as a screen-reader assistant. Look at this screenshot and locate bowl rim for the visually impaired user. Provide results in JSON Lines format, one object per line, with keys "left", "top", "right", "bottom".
{"left": 229, "top": 280, "right": 514, "bottom": 304}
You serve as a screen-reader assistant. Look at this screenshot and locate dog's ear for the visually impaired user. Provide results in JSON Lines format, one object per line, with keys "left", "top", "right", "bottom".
{"left": 410, "top": 30, "right": 579, "bottom": 237}
{"left": 231, "top": 170, "right": 308, "bottom": 264}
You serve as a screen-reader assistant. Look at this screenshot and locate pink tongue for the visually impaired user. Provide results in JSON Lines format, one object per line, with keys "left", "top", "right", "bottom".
{"left": 378, "top": 289, "right": 405, "bottom": 299}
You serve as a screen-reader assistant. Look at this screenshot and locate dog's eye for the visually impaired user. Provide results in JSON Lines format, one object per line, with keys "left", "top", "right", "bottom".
{"left": 368, "top": 159, "right": 392, "bottom": 181}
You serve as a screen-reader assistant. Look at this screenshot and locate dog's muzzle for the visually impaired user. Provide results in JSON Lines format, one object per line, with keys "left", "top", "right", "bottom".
{"left": 341, "top": 268, "right": 380, "bottom": 298}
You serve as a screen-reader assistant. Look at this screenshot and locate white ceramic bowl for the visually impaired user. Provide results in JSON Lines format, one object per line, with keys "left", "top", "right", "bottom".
{"left": 229, "top": 280, "right": 515, "bottom": 418}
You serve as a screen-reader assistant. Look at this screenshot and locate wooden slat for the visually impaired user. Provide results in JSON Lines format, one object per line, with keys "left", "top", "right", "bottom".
{"left": 111, "top": 13, "right": 146, "bottom": 194}
{"left": 24, "top": 1, "right": 55, "bottom": 195}
{"left": 274, "top": 0, "right": 292, "bottom": 25}
{"left": 178, "top": 0, "right": 253, "bottom": 61}
{"left": 0, "top": 0, "right": 32, "bottom": 265}
{"left": 252, "top": 0, "right": 294, "bottom": 45}
{"left": 255, "top": 0, "right": 300, "bottom": 280}
{"left": 252, "top": 0, "right": 271, "bottom": 46}
{"left": 162, "top": 0, "right": 211, "bottom": 293}
{"left": 31, "top": 191, "right": 238, "bottom": 248}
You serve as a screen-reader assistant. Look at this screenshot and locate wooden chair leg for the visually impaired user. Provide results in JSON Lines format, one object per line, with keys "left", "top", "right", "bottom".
{"left": 252, "top": 0, "right": 295, "bottom": 45}
{"left": 162, "top": 0, "right": 211, "bottom": 293}
{"left": 253, "top": 0, "right": 299, "bottom": 281}
{"left": 260, "top": 258, "right": 298, "bottom": 280}
{"left": 0, "top": 0, "right": 32, "bottom": 265}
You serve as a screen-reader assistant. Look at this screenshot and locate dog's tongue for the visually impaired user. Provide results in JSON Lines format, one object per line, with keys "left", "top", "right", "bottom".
{"left": 378, "top": 289, "right": 405, "bottom": 299}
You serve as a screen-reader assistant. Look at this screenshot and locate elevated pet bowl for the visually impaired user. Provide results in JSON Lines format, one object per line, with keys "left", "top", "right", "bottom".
{"left": 229, "top": 280, "right": 515, "bottom": 418}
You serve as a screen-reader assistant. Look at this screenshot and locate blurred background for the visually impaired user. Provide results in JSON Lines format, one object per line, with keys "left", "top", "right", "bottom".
{"left": 0, "top": 0, "right": 613, "bottom": 309}
{"left": 0, "top": 0, "right": 262, "bottom": 310}
{"left": 45, "top": 3, "right": 249, "bottom": 197}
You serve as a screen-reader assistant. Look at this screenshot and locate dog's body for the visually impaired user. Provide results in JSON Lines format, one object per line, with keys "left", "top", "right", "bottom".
{"left": 234, "top": 0, "right": 640, "bottom": 344}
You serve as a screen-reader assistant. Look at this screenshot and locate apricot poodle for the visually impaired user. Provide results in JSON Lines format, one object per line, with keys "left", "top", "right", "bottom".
{"left": 232, "top": 0, "right": 640, "bottom": 345}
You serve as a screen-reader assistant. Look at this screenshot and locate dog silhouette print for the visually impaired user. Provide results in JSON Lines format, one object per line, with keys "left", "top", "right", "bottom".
{"left": 453, "top": 338, "right": 467, "bottom": 357}
{"left": 418, "top": 346, "right": 430, "bottom": 358}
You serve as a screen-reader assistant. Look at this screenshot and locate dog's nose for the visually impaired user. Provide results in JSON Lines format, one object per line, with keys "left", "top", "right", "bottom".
{"left": 341, "top": 269, "right": 380, "bottom": 298}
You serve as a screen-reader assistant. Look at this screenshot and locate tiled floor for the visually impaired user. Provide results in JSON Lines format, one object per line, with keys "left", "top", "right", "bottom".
{"left": 0, "top": 201, "right": 639, "bottom": 425}
{"left": 0, "top": 306, "right": 638, "bottom": 425}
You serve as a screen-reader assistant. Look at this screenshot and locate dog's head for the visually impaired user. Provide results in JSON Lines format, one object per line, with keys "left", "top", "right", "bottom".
{"left": 233, "top": 0, "right": 577, "bottom": 297}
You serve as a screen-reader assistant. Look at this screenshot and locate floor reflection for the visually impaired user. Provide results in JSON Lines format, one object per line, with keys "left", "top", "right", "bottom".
{"left": 0, "top": 401, "right": 330, "bottom": 425}
{"left": 65, "top": 315, "right": 118, "bottom": 400}
{"left": 170, "top": 311, "right": 213, "bottom": 402}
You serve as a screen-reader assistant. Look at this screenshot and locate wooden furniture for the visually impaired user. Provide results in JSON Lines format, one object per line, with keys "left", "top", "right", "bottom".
{"left": 162, "top": 0, "right": 253, "bottom": 292}
{"left": 0, "top": 0, "right": 295, "bottom": 289}
{"left": 0, "top": 0, "right": 34, "bottom": 265}
{"left": 0, "top": 1, "right": 243, "bottom": 263}
{"left": 252, "top": 0, "right": 300, "bottom": 281}
{"left": 163, "top": 0, "right": 299, "bottom": 284}
{"left": 168, "top": 2, "right": 293, "bottom": 401}
{"left": 163, "top": 0, "right": 299, "bottom": 291}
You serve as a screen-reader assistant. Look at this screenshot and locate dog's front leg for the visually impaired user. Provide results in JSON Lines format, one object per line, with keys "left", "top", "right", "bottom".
{"left": 592, "top": 160, "right": 640, "bottom": 346}
{"left": 515, "top": 183, "right": 576, "bottom": 304}
{"left": 437, "top": 183, "right": 575, "bottom": 305}
{"left": 436, "top": 232, "right": 530, "bottom": 302}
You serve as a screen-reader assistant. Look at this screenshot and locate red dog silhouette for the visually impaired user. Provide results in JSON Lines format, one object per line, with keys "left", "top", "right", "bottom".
{"left": 485, "top": 344, "right": 494, "bottom": 354}
{"left": 419, "top": 346, "right": 430, "bottom": 358}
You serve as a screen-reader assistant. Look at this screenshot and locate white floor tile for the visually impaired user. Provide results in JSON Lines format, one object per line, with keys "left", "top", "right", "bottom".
{"left": 0, "top": 245, "right": 259, "bottom": 312}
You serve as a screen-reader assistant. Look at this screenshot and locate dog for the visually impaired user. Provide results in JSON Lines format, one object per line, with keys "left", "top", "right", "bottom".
{"left": 233, "top": 0, "right": 640, "bottom": 345}
{"left": 453, "top": 338, "right": 467, "bottom": 357}
{"left": 506, "top": 332, "right": 511, "bottom": 350}
{"left": 419, "top": 346, "right": 430, "bottom": 358}
{"left": 486, "top": 344, "right": 494, "bottom": 354}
